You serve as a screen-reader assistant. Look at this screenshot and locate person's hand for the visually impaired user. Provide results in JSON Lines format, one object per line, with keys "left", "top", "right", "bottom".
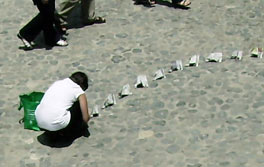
{"left": 42, "top": 0, "right": 48, "bottom": 4}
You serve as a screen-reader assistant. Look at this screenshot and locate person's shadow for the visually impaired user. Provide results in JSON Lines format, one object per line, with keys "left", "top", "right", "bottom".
{"left": 37, "top": 128, "right": 90, "bottom": 148}
{"left": 18, "top": 32, "right": 66, "bottom": 51}
{"left": 133, "top": 0, "right": 191, "bottom": 10}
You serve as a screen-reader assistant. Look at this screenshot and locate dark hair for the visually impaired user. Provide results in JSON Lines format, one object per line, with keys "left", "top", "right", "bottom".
{"left": 70, "top": 72, "right": 88, "bottom": 91}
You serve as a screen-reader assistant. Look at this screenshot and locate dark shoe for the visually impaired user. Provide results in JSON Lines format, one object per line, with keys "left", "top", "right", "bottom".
{"left": 17, "top": 33, "right": 33, "bottom": 50}
{"left": 83, "top": 16, "right": 106, "bottom": 26}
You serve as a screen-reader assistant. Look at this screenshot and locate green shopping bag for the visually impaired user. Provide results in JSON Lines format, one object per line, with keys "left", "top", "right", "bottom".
{"left": 18, "top": 92, "right": 44, "bottom": 131}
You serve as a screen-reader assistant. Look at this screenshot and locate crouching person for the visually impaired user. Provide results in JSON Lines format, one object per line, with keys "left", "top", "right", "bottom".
{"left": 36, "top": 72, "right": 90, "bottom": 139}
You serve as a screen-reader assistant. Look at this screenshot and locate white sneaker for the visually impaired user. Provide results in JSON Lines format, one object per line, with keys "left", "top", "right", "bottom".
{"left": 56, "top": 39, "right": 68, "bottom": 47}
{"left": 17, "top": 33, "right": 33, "bottom": 50}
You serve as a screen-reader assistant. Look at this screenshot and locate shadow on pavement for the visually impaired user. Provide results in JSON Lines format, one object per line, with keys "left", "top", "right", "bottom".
{"left": 37, "top": 129, "right": 90, "bottom": 148}
{"left": 155, "top": 0, "right": 191, "bottom": 9}
{"left": 132, "top": 0, "right": 191, "bottom": 9}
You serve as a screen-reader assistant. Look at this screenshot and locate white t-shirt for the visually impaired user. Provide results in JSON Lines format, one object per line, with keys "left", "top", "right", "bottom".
{"left": 35, "top": 78, "right": 84, "bottom": 131}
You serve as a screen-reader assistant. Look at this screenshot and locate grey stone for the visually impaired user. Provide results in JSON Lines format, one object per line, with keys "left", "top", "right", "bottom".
{"left": 199, "top": 134, "right": 209, "bottom": 140}
{"left": 226, "top": 98, "right": 234, "bottom": 103}
{"left": 154, "top": 133, "right": 163, "bottom": 138}
{"left": 227, "top": 87, "right": 243, "bottom": 93}
{"left": 72, "top": 62, "right": 80, "bottom": 67}
{"left": 26, "top": 163, "right": 36, "bottom": 167}
{"left": 19, "top": 161, "right": 26, "bottom": 167}
{"left": 93, "top": 142, "right": 104, "bottom": 148}
{"left": 215, "top": 127, "right": 224, "bottom": 133}
{"left": 187, "top": 164, "right": 202, "bottom": 167}
{"left": 101, "top": 53, "right": 111, "bottom": 58}
{"left": 189, "top": 136, "right": 200, "bottom": 143}
{"left": 211, "top": 97, "right": 224, "bottom": 105}
{"left": 200, "top": 120, "right": 209, "bottom": 128}
{"left": 217, "top": 111, "right": 227, "bottom": 118}
{"left": 0, "top": 30, "right": 8, "bottom": 34}
{"left": 0, "top": 100, "right": 5, "bottom": 107}
{"left": 129, "top": 151, "right": 137, "bottom": 156}
{"left": 176, "top": 101, "right": 186, "bottom": 107}
{"left": 200, "top": 90, "right": 207, "bottom": 95}
{"left": 126, "top": 98, "right": 144, "bottom": 107}
{"left": 189, "top": 103, "right": 196, "bottom": 108}
{"left": 227, "top": 126, "right": 237, "bottom": 132}
{"left": 50, "top": 60, "right": 58, "bottom": 65}
{"left": 192, "top": 73, "right": 200, "bottom": 78}
{"left": 154, "top": 110, "right": 168, "bottom": 119}
{"left": 252, "top": 101, "right": 264, "bottom": 108}
{"left": 115, "top": 33, "right": 128, "bottom": 38}
{"left": 167, "top": 144, "right": 180, "bottom": 154}
{"left": 152, "top": 120, "right": 166, "bottom": 126}
{"left": 111, "top": 55, "right": 125, "bottom": 63}
{"left": 188, "top": 109, "right": 198, "bottom": 113}
{"left": 221, "top": 104, "right": 230, "bottom": 110}
{"left": 149, "top": 82, "right": 158, "bottom": 88}
{"left": 151, "top": 100, "right": 165, "bottom": 109}
{"left": 102, "top": 137, "right": 112, "bottom": 143}
{"left": 83, "top": 153, "right": 89, "bottom": 157}
{"left": 40, "top": 158, "right": 51, "bottom": 167}
{"left": 132, "top": 48, "right": 142, "bottom": 53}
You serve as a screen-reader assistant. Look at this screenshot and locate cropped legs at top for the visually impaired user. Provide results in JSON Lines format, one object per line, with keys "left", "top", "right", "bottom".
{"left": 19, "top": 0, "right": 58, "bottom": 46}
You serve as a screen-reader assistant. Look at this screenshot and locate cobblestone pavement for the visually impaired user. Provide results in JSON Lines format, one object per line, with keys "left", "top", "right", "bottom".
{"left": 0, "top": 0, "right": 264, "bottom": 166}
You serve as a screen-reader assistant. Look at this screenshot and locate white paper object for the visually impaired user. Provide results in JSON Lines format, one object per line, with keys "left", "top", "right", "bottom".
{"left": 91, "top": 105, "right": 100, "bottom": 117}
{"left": 206, "top": 52, "right": 223, "bottom": 62}
{"left": 251, "top": 48, "right": 263, "bottom": 58}
{"left": 135, "top": 75, "right": 149, "bottom": 88}
{"left": 187, "top": 55, "right": 199, "bottom": 67}
{"left": 119, "top": 84, "right": 133, "bottom": 97}
{"left": 102, "top": 94, "right": 116, "bottom": 109}
{"left": 231, "top": 50, "right": 243, "bottom": 60}
{"left": 169, "top": 60, "right": 183, "bottom": 72}
{"left": 153, "top": 69, "right": 166, "bottom": 80}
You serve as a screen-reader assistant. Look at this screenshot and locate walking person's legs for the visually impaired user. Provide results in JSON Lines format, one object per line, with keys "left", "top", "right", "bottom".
{"left": 36, "top": 0, "right": 57, "bottom": 45}
{"left": 54, "top": 0, "right": 105, "bottom": 34}
{"left": 18, "top": 13, "right": 43, "bottom": 43}
{"left": 81, "top": 0, "right": 95, "bottom": 22}
{"left": 56, "top": 0, "right": 80, "bottom": 27}
{"left": 18, "top": 0, "right": 67, "bottom": 49}
{"left": 81, "top": 0, "right": 105, "bottom": 25}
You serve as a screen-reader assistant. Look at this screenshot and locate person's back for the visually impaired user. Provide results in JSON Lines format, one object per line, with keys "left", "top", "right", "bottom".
{"left": 36, "top": 78, "right": 85, "bottom": 131}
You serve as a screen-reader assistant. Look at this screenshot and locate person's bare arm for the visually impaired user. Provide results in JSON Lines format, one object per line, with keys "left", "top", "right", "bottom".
{"left": 79, "top": 94, "right": 90, "bottom": 123}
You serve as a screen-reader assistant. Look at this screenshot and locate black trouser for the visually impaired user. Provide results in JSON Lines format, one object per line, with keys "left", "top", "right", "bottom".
{"left": 58, "top": 101, "right": 87, "bottom": 137}
{"left": 42, "top": 101, "right": 86, "bottom": 139}
{"left": 19, "top": 0, "right": 58, "bottom": 46}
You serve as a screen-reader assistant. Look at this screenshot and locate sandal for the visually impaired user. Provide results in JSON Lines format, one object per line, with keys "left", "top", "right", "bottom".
{"left": 83, "top": 16, "right": 106, "bottom": 26}
{"left": 17, "top": 33, "right": 33, "bottom": 50}
{"left": 172, "top": 0, "right": 191, "bottom": 7}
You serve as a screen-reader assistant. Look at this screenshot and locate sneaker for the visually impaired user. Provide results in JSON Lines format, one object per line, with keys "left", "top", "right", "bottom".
{"left": 17, "top": 33, "right": 33, "bottom": 50}
{"left": 56, "top": 39, "right": 68, "bottom": 47}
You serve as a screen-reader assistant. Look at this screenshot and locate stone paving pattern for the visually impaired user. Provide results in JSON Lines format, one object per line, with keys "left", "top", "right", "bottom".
{"left": 1, "top": 0, "right": 264, "bottom": 166}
